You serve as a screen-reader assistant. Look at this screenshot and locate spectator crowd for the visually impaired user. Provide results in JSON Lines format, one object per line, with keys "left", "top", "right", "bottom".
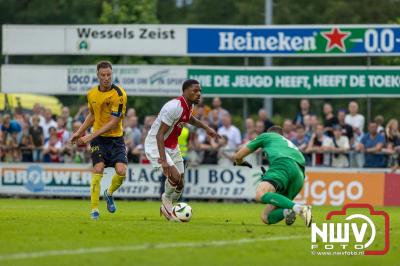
{"left": 1, "top": 98, "right": 399, "bottom": 169}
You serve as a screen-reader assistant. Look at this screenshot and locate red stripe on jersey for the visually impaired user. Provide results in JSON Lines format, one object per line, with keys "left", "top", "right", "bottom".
{"left": 164, "top": 96, "right": 192, "bottom": 149}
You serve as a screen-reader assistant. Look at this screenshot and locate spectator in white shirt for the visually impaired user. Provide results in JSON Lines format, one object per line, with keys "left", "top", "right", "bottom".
{"left": 322, "top": 125, "right": 350, "bottom": 167}
{"left": 42, "top": 108, "right": 57, "bottom": 140}
{"left": 217, "top": 113, "right": 241, "bottom": 150}
{"left": 345, "top": 101, "right": 365, "bottom": 133}
{"left": 218, "top": 135, "right": 234, "bottom": 166}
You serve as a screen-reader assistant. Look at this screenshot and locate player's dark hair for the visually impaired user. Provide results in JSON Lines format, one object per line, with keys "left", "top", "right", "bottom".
{"left": 267, "top": 125, "right": 283, "bottom": 135}
{"left": 182, "top": 79, "right": 200, "bottom": 92}
{"left": 97, "top": 61, "right": 113, "bottom": 71}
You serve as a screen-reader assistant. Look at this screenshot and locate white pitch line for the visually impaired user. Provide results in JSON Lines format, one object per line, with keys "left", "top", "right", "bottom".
{"left": 0, "top": 235, "right": 308, "bottom": 261}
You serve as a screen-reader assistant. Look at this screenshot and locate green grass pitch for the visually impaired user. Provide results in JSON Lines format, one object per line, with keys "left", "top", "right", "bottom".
{"left": 0, "top": 198, "right": 398, "bottom": 266}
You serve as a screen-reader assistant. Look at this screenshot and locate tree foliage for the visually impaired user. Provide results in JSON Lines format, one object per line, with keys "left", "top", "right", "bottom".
{"left": 0, "top": 0, "right": 399, "bottom": 123}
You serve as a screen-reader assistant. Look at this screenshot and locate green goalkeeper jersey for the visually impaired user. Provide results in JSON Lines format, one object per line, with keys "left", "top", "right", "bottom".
{"left": 246, "top": 132, "right": 305, "bottom": 167}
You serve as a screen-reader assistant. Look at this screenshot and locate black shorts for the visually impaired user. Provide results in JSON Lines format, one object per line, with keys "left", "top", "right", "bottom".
{"left": 90, "top": 136, "right": 127, "bottom": 168}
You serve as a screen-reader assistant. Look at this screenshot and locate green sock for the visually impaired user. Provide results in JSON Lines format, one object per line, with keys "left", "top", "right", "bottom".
{"left": 261, "top": 192, "right": 295, "bottom": 209}
{"left": 267, "top": 208, "right": 285, "bottom": 224}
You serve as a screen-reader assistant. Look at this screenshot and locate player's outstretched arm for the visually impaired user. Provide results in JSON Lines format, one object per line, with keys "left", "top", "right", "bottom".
{"left": 233, "top": 146, "right": 253, "bottom": 168}
{"left": 70, "top": 112, "right": 94, "bottom": 144}
{"left": 188, "top": 116, "right": 221, "bottom": 138}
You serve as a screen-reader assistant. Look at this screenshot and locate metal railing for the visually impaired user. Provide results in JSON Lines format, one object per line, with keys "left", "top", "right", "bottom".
{"left": 1, "top": 144, "right": 399, "bottom": 169}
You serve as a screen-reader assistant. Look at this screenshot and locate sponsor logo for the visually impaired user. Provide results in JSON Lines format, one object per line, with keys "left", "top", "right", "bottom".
{"left": 311, "top": 204, "right": 390, "bottom": 256}
{"left": 90, "top": 146, "right": 99, "bottom": 153}
{"left": 78, "top": 40, "right": 89, "bottom": 51}
{"left": 321, "top": 27, "right": 351, "bottom": 52}
{"left": 1, "top": 166, "right": 92, "bottom": 192}
{"left": 218, "top": 31, "right": 316, "bottom": 52}
{"left": 75, "top": 27, "right": 176, "bottom": 40}
{"left": 24, "top": 166, "right": 45, "bottom": 192}
{"left": 149, "top": 70, "right": 169, "bottom": 84}
{"left": 296, "top": 177, "right": 364, "bottom": 206}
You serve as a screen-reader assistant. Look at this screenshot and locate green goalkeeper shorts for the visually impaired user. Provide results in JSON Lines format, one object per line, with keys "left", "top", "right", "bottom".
{"left": 261, "top": 158, "right": 305, "bottom": 200}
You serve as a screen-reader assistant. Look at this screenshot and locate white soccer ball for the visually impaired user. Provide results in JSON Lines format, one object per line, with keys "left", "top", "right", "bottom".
{"left": 172, "top": 203, "right": 192, "bottom": 222}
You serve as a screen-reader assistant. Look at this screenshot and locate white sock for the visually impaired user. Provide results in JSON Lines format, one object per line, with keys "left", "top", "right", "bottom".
{"left": 164, "top": 179, "right": 176, "bottom": 199}
{"left": 283, "top": 209, "right": 290, "bottom": 217}
{"left": 292, "top": 204, "right": 304, "bottom": 214}
{"left": 171, "top": 189, "right": 183, "bottom": 203}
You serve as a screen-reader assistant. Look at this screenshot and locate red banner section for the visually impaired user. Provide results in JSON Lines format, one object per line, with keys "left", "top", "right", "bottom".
{"left": 383, "top": 173, "right": 400, "bottom": 206}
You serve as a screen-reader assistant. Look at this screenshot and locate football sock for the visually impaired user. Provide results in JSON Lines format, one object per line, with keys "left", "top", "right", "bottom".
{"left": 171, "top": 188, "right": 183, "bottom": 202}
{"left": 164, "top": 178, "right": 176, "bottom": 199}
{"left": 108, "top": 174, "right": 125, "bottom": 195}
{"left": 267, "top": 208, "right": 285, "bottom": 224}
{"left": 90, "top": 173, "right": 103, "bottom": 210}
{"left": 292, "top": 204, "right": 304, "bottom": 214}
{"left": 260, "top": 192, "right": 295, "bottom": 209}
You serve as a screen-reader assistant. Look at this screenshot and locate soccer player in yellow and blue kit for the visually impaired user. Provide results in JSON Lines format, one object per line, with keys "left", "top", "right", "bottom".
{"left": 70, "top": 61, "right": 128, "bottom": 220}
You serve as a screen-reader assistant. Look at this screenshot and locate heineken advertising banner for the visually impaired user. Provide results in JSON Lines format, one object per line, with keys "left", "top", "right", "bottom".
{"left": 2, "top": 65, "right": 400, "bottom": 97}
{"left": 187, "top": 25, "right": 400, "bottom": 56}
{"left": 3, "top": 24, "right": 400, "bottom": 56}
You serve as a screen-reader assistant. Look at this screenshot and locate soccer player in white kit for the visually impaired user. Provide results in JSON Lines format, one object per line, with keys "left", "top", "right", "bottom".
{"left": 145, "top": 79, "right": 220, "bottom": 220}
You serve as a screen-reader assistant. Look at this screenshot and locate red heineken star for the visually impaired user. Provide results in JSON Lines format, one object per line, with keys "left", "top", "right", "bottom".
{"left": 321, "top": 27, "right": 351, "bottom": 52}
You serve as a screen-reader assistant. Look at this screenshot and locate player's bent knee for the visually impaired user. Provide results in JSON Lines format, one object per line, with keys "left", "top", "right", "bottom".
{"left": 255, "top": 187, "right": 268, "bottom": 202}
{"left": 255, "top": 182, "right": 276, "bottom": 202}
{"left": 168, "top": 178, "right": 179, "bottom": 187}
{"left": 115, "top": 164, "right": 127, "bottom": 176}
{"left": 93, "top": 163, "right": 105, "bottom": 174}
{"left": 255, "top": 190, "right": 263, "bottom": 202}
{"left": 168, "top": 167, "right": 181, "bottom": 184}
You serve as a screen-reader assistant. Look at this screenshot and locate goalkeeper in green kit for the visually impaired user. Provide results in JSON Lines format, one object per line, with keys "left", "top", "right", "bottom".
{"left": 233, "top": 126, "right": 312, "bottom": 227}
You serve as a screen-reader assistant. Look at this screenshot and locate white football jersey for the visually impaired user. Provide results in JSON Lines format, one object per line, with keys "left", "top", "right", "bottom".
{"left": 146, "top": 96, "right": 193, "bottom": 149}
